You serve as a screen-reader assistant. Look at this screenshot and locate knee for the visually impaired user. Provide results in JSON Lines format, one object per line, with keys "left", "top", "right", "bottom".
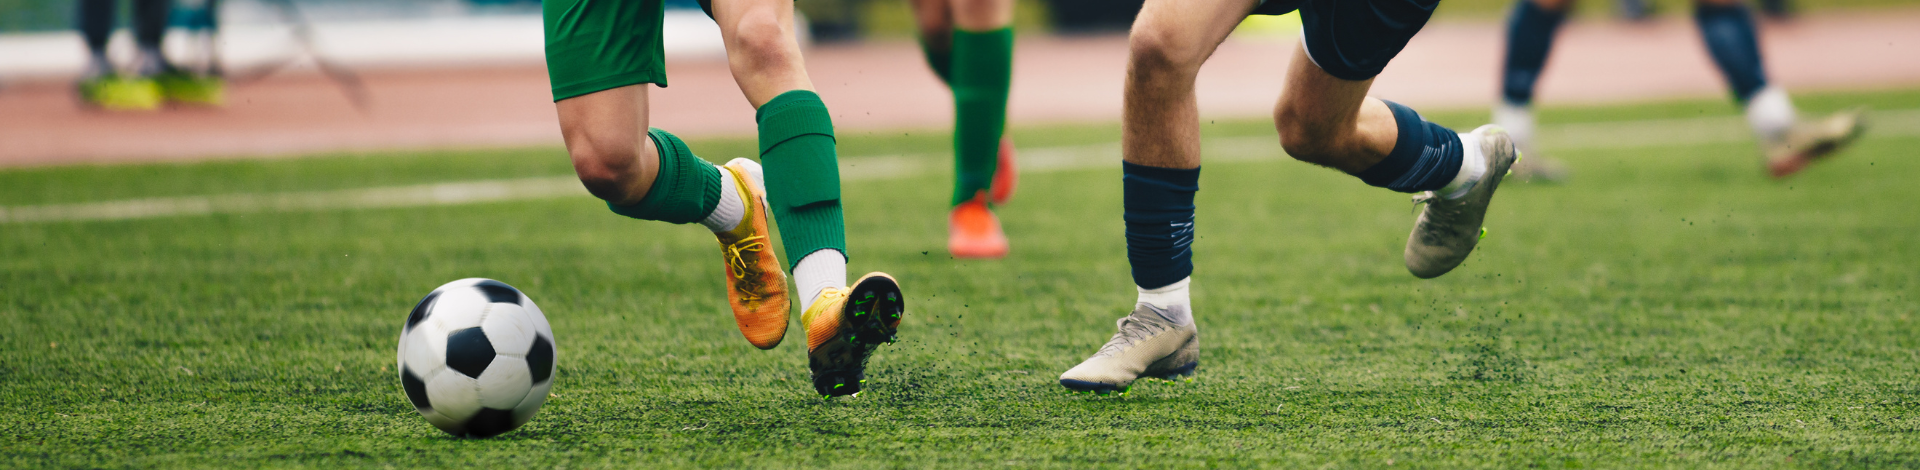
{"left": 567, "top": 137, "right": 646, "bottom": 204}
{"left": 727, "top": 11, "right": 801, "bottom": 73}
{"left": 1273, "top": 108, "right": 1340, "bottom": 165}
{"left": 1126, "top": 27, "right": 1205, "bottom": 88}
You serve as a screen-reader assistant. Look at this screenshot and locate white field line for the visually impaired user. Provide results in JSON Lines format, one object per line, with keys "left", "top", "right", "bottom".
{"left": 5, "top": 109, "right": 1918, "bottom": 224}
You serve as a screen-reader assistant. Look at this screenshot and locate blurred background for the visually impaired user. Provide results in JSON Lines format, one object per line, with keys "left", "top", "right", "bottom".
{"left": 1, "top": 0, "right": 1917, "bottom": 166}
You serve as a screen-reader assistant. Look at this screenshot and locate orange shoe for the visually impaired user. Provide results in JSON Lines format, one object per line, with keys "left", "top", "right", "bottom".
{"left": 989, "top": 136, "right": 1018, "bottom": 205}
{"left": 802, "top": 273, "right": 905, "bottom": 397}
{"left": 717, "top": 158, "right": 790, "bottom": 349}
{"left": 948, "top": 191, "right": 1010, "bottom": 259}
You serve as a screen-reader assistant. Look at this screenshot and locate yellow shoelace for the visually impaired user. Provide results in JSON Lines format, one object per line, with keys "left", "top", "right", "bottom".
{"left": 723, "top": 235, "right": 769, "bottom": 302}
{"left": 814, "top": 287, "right": 847, "bottom": 305}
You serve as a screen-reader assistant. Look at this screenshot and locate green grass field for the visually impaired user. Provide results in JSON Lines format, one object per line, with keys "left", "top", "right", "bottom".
{"left": 4, "top": 89, "right": 1918, "bottom": 468}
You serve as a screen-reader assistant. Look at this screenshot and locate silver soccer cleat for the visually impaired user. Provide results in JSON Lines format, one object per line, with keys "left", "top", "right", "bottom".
{"left": 1058, "top": 303, "right": 1199, "bottom": 395}
{"left": 1404, "top": 124, "right": 1519, "bottom": 279}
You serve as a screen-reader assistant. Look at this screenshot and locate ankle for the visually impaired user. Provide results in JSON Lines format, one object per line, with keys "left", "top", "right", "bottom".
{"left": 1137, "top": 277, "right": 1193, "bottom": 326}
{"left": 1438, "top": 130, "right": 1488, "bottom": 200}
{"left": 794, "top": 250, "right": 847, "bottom": 311}
{"left": 700, "top": 166, "right": 746, "bottom": 233}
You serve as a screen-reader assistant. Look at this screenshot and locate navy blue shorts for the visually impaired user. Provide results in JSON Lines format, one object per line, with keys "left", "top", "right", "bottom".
{"left": 1252, "top": 0, "right": 1441, "bottom": 81}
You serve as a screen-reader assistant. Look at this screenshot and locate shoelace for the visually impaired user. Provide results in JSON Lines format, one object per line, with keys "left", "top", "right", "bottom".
{"left": 1095, "top": 315, "right": 1169, "bottom": 357}
{"left": 1410, "top": 192, "right": 1437, "bottom": 214}
{"left": 723, "top": 235, "right": 770, "bottom": 301}
{"left": 813, "top": 286, "right": 848, "bottom": 308}
{"left": 1411, "top": 193, "right": 1490, "bottom": 240}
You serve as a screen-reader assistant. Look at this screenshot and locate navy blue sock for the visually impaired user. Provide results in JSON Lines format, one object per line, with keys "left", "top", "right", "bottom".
{"left": 1501, "top": 0, "right": 1567, "bottom": 106}
{"left": 1122, "top": 162, "right": 1199, "bottom": 290}
{"left": 76, "top": 0, "right": 113, "bottom": 54}
{"left": 1696, "top": 2, "right": 1768, "bottom": 102}
{"left": 1353, "top": 101, "right": 1464, "bottom": 193}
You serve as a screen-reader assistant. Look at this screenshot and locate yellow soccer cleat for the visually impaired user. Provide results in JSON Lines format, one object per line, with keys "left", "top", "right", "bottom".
{"left": 803, "top": 272, "right": 905, "bottom": 397}
{"left": 78, "top": 76, "right": 162, "bottom": 111}
{"left": 156, "top": 72, "right": 226, "bottom": 107}
{"left": 716, "top": 158, "right": 790, "bottom": 350}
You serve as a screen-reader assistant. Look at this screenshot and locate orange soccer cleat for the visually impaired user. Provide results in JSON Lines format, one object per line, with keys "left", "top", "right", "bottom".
{"left": 716, "top": 159, "right": 790, "bottom": 350}
{"left": 948, "top": 191, "right": 1009, "bottom": 259}
{"left": 989, "top": 136, "right": 1018, "bottom": 205}
{"left": 802, "top": 272, "right": 906, "bottom": 397}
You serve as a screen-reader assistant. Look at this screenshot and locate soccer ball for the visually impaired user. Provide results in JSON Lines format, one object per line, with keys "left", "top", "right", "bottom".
{"left": 396, "top": 278, "right": 556, "bottom": 438}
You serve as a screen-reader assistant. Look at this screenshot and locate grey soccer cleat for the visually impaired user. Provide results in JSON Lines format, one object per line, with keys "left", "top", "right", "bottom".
{"left": 1058, "top": 304, "right": 1199, "bottom": 395}
{"left": 1404, "top": 124, "right": 1519, "bottom": 279}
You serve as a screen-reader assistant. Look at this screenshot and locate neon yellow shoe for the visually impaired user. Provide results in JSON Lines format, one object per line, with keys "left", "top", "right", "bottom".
{"left": 78, "top": 76, "right": 162, "bottom": 111}
{"left": 802, "top": 273, "right": 905, "bottom": 397}
{"left": 156, "top": 72, "right": 226, "bottom": 107}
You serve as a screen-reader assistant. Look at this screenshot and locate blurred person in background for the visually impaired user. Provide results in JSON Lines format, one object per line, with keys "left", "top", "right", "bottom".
{"left": 910, "top": 0, "right": 1019, "bottom": 258}
{"left": 75, "top": 0, "right": 224, "bottom": 110}
{"left": 1496, "top": 0, "right": 1858, "bottom": 180}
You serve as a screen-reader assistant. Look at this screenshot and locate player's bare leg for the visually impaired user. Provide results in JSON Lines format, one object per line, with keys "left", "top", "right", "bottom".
{"left": 1062, "top": 0, "right": 1518, "bottom": 394}
{"left": 1058, "top": 0, "right": 1250, "bottom": 394}
{"left": 712, "top": 0, "right": 906, "bottom": 396}
{"left": 558, "top": 86, "right": 661, "bottom": 206}
{"left": 556, "top": 84, "right": 791, "bottom": 350}
{"left": 1270, "top": 42, "right": 1516, "bottom": 278}
{"left": 914, "top": 0, "right": 1019, "bottom": 258}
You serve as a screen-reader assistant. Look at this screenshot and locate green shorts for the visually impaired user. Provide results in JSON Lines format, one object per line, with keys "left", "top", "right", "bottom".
{"left": 543, "top": 0, "right": 669, "bottom": 101}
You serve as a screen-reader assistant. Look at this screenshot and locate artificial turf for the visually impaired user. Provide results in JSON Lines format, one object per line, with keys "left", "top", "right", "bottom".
{"left": 3, "top": 89, "right": 1917, "bottom": 468}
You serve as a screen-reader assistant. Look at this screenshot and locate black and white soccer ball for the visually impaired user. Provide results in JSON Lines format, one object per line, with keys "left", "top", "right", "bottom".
{"left": 397, "top": 278, "right": 556, "bottom": 438}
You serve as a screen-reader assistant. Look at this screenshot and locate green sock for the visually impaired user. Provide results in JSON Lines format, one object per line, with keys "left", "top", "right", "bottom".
{"left": 950, "top": 27, "right": 1013, "bottom": 206}
{"left": 756, "top": 90, "right": 848, "bottom": 268}
{"left": 606, "top": 128, "right": 721, "bottom": 224}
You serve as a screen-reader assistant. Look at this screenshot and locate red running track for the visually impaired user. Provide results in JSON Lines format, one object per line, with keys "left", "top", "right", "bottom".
{"left": 2, "top": 9, "right": 1918, "bottom": 167}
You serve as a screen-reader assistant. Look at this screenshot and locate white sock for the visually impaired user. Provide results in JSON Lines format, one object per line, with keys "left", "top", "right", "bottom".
{"left": 1745, "top": 86, "right": 1797, "bottom": 145}
{"left": 1438, "top": 129, "right": 1488, "bottom": 200}
{"left": 1492, "top": 101, "right": 1536, "bottom": 151}
{"left": 794, "top": 250, "right": 847, "bottom": 311}
{"left": 699, "top": 166, "right": 745, "bottom": 233}
{"left": 1137, "top": 277, "right": 1193, "bottom": 326}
